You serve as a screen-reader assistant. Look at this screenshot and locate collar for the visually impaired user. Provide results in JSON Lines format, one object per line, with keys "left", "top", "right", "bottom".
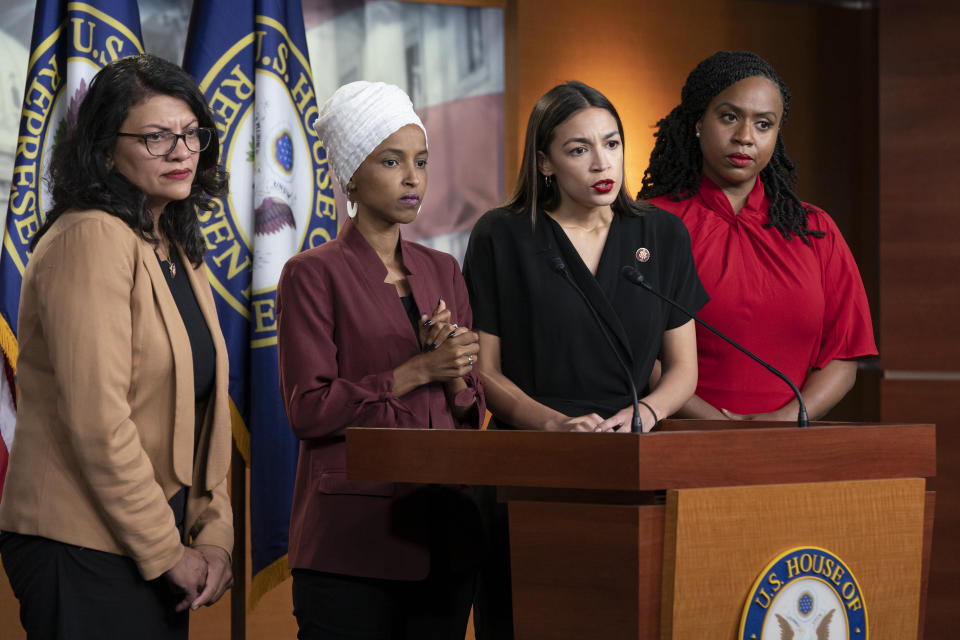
{"left": 339, "top": 218, "right": 441, "bottom": 318}
{"left": 697, "top": 173, "right": 768, "bottom": 223}
{"left": 339, "top": 217, "right": 420, "bottom": 279}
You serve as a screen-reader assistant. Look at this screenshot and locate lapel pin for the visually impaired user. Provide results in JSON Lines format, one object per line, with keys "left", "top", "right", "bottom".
{"left": 635, "top": 247, "right": 651, "bottom": 263}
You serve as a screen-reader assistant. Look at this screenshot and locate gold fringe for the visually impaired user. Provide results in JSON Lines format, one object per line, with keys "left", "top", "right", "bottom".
{"left": 247, "top": 553, "right": 291, "bottom": 612}
{"left": 230, "top": 397, "right": 250, "bottom": 465}
{"left": 0, "top": 315, "right": 18, "bottom": 375}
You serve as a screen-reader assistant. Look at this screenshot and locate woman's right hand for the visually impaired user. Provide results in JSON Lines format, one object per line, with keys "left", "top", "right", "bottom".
{"left": 547, "top": 413, "right": 618, "bottom": 432}
{"left": 393, "top": 326, "right": 480, "bottom": 396}
{"left": 418, "top": 328, "right": 480, "bottom": 383}
{"left": 165, "top": 546, "right": 209, "bottom": 612}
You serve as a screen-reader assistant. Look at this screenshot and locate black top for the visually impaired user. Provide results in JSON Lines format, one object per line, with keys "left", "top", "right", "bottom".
{"left": 462, "top": 206, "right": 708, "bottom": 425}
{"left": 158, "top": 251, "right": 216, "bottom": 402}
{"left": 158, "top": 249, "right": 216, "bottom": 530}
{"left": 399, "top": 294, "right": 422, "bottom": 348}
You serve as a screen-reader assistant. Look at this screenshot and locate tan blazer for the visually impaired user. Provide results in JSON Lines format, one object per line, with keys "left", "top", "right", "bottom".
{"left": 0, "top": 210, "right": 233, "bottom": 580}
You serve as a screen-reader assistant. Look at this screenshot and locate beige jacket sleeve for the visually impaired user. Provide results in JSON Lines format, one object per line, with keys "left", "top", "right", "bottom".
{"left": 35, "top": 218, "right": 184, "bottom": 579}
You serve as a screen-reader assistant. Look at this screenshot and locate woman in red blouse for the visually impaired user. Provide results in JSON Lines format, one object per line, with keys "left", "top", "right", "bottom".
{"left": 640, "top": 51, "right": 877, "bottom": 421}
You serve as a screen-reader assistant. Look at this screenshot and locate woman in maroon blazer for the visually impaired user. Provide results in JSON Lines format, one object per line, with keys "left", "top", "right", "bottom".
{"left": 276, "top": 81, "right": 484, "bottom": 640}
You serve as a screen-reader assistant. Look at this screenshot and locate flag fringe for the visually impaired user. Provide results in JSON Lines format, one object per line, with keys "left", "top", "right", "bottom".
{"left": 247, "top": 553, "right": 291, "bottom": 612}
{"left": 0, "top": 316, "right": 18, "bottom": 375}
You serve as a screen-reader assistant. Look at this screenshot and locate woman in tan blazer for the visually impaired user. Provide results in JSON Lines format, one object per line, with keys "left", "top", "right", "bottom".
{"left": 0, "top": 55, "right": 233, "bottom": 639}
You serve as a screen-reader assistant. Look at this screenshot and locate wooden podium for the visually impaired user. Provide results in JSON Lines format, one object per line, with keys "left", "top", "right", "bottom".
{"left": 346, "top": 421, "right": 935, "bottom": 640}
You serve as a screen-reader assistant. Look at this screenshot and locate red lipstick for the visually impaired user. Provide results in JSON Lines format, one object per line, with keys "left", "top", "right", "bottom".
{"left": 592, "top": 179, "right": 614, "bottom": 194}
{"left": 727, "top": 154, "right": 752, "bottom": 168}
{"left": 163, "top": 169, "right": 192, "bottom": 180}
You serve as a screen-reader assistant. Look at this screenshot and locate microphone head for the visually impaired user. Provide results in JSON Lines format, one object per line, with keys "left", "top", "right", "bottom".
{"left": 620, "top": 264, "right": 644, "bottom": 284}
{"left": 549, "top": 255, "right": 566, "bottom": 274}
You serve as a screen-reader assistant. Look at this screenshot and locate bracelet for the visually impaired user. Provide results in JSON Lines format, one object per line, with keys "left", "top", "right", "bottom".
{"left": 637, "top": 400, "right": 659, "bottom": 425}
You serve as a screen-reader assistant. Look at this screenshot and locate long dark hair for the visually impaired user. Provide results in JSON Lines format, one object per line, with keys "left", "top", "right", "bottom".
{"left": 506, "top": 81, "right": 651, "bottom": 225}
{"left": 33, "top": 54, "right": 227, "bottom": 266}
{"left": 639, "top": 51, "right": 823, "bottom": 244}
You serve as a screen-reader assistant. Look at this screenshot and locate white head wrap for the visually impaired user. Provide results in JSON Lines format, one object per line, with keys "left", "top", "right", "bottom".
{"left": 313, "top": 81, "right": 427, "bottom": 217}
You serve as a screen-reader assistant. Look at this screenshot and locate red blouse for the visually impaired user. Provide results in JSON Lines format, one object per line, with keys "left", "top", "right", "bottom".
{"left": 647, "top": 176, "right": 877, "bottom": 414}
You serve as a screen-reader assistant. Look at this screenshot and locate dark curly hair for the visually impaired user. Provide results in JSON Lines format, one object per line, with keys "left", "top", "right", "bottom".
{"left": 506, "top": 81, "right": 653, "bottom": 226}
{"left": 639, "top": 51, "right": 823, "bottom": 244}
{"left": 32, "top": 54, "right": 227, "bottom": 266}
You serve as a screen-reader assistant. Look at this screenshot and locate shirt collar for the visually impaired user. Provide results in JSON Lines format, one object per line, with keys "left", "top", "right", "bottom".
{"left": 339, "top": 217, "right": 418, "bottom": 280}
{"left": 697, "top": 173, "right": 768, "bottom": 223}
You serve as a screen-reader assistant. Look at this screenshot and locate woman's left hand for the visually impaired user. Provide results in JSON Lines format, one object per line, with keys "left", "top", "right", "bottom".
{"left": 595, "top": 405, "right": 653, "bottom": 433}
{"left": 190, "top": 544, "right": 234, "bottom": 609}
{"left": 419, "top": 298, "right": 455, "bottom": 351}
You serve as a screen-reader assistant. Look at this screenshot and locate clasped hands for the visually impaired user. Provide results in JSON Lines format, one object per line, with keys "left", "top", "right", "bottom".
{"left": 165, "top": 544, "right": 233, "bottom": 612}
{"left": 417, "top": 298, "right": 479, "bottom": 383}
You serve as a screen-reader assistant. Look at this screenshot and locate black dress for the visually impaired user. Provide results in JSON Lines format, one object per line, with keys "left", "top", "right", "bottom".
{"left": 464, "top": 205, "right": 708, "bottom": 424}
{"left": 462, "top": 204, "right": 708, "bottom": 639}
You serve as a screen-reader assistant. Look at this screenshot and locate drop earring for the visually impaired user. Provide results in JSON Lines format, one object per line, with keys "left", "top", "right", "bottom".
{"left": 347, "top": 200, "right": 358, "bottom": 218}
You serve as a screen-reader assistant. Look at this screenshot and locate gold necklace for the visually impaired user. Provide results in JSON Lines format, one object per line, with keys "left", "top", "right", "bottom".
{"left": 156, "top": 246, "right": 176, "bottom": 278}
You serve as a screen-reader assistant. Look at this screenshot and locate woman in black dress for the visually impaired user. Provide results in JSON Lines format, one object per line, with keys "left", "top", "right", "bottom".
{"left": 462, "top": 81, "right": 707, "bottom": 639}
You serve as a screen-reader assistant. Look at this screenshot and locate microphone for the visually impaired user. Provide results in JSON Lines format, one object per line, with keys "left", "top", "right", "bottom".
{"left": 620, "top": 265, "right": 809, "bottom": 428}
{"left": 550, "top": 256, "right": 645, "bottom": 433}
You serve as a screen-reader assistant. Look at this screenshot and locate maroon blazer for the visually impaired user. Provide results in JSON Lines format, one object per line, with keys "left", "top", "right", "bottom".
{"left": 276, "top": 219, "right": 485, "bottom": 580}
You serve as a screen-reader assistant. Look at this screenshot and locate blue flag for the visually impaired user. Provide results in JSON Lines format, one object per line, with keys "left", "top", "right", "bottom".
{"left": 183, "top": 0, "right": 338, "bottom": 609}
{"left": 0, "top": 0, "right": 144, "bottom": 499}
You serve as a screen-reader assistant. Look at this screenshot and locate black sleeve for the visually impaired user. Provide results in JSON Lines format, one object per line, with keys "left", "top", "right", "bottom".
{"left": 462, "top": 210, "right": 502, "bottom": 336}
{"left": 663, "top": 213, "right": 709, "bottom": 330}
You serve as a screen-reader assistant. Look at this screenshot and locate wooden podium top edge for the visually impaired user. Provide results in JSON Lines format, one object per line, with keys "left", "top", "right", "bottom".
{"left": 345, "top": 423, "right": 936, "bottom": 490}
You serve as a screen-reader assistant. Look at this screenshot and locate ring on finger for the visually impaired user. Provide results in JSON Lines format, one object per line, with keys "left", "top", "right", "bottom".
{"left": 467, "top": 354, "right": 474, "bottom": 364}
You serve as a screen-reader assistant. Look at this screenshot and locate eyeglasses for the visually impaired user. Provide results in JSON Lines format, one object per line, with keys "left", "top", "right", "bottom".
{"left": 116, "top": 127, "right": 213, "bottom": 157}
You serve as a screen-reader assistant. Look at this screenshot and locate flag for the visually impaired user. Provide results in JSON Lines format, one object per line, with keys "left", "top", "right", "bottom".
{"left": 183, "top": 0, "right": 338, "bottom": 609}
{"left": 0, "top": 0, "right": 144, "bottom": 499}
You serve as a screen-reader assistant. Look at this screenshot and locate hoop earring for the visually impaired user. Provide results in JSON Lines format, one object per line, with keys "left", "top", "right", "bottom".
{"left": 346, "top": 200, "right": 358, "bottom": 218}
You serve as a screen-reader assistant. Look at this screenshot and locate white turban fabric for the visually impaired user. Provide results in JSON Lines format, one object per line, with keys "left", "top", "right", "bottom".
{"left": 313, "top": 81, "right": 427, "bottom": 216}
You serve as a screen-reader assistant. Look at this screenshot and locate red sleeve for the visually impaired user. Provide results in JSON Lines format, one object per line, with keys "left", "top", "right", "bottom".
{"left": 276, "top": 253, "right": 415, "bottom": 441}
{"left": 809, "top": 209, "right": 878, "bottom": 369}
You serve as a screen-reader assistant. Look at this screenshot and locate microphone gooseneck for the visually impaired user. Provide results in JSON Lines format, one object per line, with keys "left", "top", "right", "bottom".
{"left": 620, "top": 265, "right": 809, "bottom": 428}
{"left": 551, "top": 256, "right": 644, "bottom": 433}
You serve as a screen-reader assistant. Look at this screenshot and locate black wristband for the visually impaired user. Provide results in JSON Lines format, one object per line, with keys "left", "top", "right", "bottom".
{"left": 637, "top": 400, "right": 658, "bottom": 425}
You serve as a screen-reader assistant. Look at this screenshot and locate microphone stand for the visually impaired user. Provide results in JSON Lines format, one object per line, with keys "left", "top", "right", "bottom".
{"left": 621, "top": 265, "right": 809, "bottom": 428}
{"left": 550, "top": 256, "right": 645, "bottom": 433}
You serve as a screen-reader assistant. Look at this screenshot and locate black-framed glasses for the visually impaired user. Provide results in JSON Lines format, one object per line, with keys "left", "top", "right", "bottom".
{"left": 116, "top": 127, "right": 213, "bottom": 157}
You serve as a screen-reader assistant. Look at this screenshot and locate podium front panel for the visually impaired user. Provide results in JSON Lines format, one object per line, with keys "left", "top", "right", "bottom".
{"left": 660, "top": 478, "right": 926, "bottom": 640}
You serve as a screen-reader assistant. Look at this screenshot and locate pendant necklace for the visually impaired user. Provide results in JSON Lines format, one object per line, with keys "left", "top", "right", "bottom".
{"left": 157, "top": 247, "right": 176, "bottom": 278}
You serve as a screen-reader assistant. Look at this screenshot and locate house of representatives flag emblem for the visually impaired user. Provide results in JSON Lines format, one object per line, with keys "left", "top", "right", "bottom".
{"left": 183, "top": 0, "right": 337, "bottom": 608}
